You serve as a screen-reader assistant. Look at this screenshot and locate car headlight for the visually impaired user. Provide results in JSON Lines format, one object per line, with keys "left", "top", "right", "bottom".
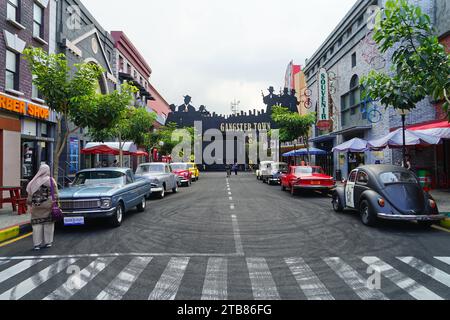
{"left": 100, "top": 198, "right": 112, "bottom": 209}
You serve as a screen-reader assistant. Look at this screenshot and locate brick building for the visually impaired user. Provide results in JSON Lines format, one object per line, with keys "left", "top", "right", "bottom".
{"left": 304, "top": 0, "right": 449, "bottom": 182}
{"left": 0, "top": 0, "right": 58, "bottom": 190}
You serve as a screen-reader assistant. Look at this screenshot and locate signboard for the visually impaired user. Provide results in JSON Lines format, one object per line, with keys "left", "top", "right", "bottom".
{"left": 69, "top": 137, "right": 79, "bottom": 174}
{"left": 318, "top": 68, "right": 329, "bottom": 121}
{"left": 0, "top": 93, "right": 50, "bottom": 120}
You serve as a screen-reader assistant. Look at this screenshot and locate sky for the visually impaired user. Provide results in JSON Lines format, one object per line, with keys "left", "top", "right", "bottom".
{"left": 82, "top": 0, "right": 357, "bottom": 115}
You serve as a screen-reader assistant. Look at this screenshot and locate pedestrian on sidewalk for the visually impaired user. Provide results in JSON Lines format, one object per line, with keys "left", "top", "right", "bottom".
{"left": 225, "top": 164, "right": 231, "bottom": 178}
{"left": 233, "top": 163, "right": 239, "bottom": 176}
{"left": 26, "top": 164, "right": 58, "bottom": 251}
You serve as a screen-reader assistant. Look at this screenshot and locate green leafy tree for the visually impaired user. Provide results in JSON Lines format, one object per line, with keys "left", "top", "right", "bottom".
{"left": 23, "top": 47, "right": 103, "bottom": 180}
{"left": 149, "top": 123, "right": 195, "bottom": 158}
{"left": 271, "top": 106, "right": 316, "bottom": 162}
{"left": 361, "top": 0, "right": 450, "bottom": 117}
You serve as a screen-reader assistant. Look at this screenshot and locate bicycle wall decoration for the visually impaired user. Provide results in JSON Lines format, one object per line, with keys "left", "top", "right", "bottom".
{"left": 359, "top": 31, "right": 386, "bottom": 70}
{"left": 362, "top": 97, "right": 383, "bottom": 124}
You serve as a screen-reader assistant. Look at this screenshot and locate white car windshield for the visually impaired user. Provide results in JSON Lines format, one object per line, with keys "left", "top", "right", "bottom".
{"left": 73, "top": 171, "right": 126, "bottom": 186}
{"left": 380, "top": 171, "right": 418, "bottom": 184}
{"left": 137, "top": 164, "right": 165, "bottom": 174}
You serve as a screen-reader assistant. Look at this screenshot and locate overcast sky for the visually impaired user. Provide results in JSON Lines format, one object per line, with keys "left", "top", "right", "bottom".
{"left": 82, "top": 0, "right": 357, "bottom": 114}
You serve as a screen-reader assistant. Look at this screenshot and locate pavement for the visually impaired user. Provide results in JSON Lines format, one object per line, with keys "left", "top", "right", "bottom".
{"left": 0, "top": 172, "right": 449, "bottom": 300}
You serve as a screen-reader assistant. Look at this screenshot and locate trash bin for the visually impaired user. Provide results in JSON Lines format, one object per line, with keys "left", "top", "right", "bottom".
{"left": 335, "top": 170, "right": 342, "bottom": 181}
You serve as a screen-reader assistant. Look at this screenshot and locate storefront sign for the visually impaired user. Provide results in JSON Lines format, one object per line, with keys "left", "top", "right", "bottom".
{"left": 0, "top": 93, "right": 49, "bottom": 120}
{"left": 318, "top": 68, "right": 329, "bottom": 121}
{"left": 219, "top": 122, "right": 272, "bottom": 132}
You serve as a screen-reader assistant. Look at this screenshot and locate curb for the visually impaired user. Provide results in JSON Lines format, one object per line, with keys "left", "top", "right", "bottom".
{"left": 0, "top": 221, "right": 32, "bottom": 244}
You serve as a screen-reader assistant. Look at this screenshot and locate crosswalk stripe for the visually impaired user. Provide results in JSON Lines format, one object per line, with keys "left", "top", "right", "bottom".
{"left": 285, "top": 258, "right": 334, "bottom": 300}
{"left": 397, "top": 257, "right": 450, "bottom": 288}
{"left": 0, "top": 259, "right": 43, "bottom": 284}
{"left": 324, "top": 257, "right": 388, "bottom": 300}
{"left": 202, "top": 258, "right": 227, "bottom": 300}
{"left": 44, "top": 257, "right": 116, "bottom": 300}
{"left": 246, "top": 258, "right": 280, "bottom": 300}
{"left": 435, "top": 257, "right": 450, "bottom": 266}
{"left": 0, "top": 258, "right": 79, "bottom": 300}
{"left": 96, "top": 257, "right": 152, "bottom": 300}
{"left": 148, "top": 257, "right": 189, "bottom": 300}
{"left": 362, "top": 257, "right": 442, "bottom": 300}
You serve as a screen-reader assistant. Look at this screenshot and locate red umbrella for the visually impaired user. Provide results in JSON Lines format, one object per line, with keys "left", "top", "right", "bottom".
{"left": 133, "top": 150, "right": 149, "bottom": 157}
{"left": 81, "top": 145, "right": 133, "bottom": 155}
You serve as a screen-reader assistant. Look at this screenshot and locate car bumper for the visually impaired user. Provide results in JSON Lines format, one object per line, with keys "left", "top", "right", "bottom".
{"left": 179, "top": 179, "right": 190, "bottom": 183}
{"left": 293, "top": 185, "right": 336, "bottom": 190}
{"left": 151, "top": 187, "right": 164, "bottom": 193}
{"left": 62, "top": 207, "right": 116, "bottom": 219}
{"left": 377, "top": 213, "right": 445, "bottom": 221}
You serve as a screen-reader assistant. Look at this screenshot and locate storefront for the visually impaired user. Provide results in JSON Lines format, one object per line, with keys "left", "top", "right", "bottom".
{"left": 0, "top": 93, "right": 56, "bottom": 191}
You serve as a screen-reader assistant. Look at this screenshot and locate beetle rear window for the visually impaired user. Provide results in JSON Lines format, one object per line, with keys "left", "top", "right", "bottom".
{"left": 379, "top": 171, "right": 418, "bottom": 184}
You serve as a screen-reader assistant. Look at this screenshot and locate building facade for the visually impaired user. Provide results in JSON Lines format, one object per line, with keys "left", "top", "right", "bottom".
{"left": 0, "top": 0, "right": 58, "bottom": 191}
{"left": 55, "top": 0, "right": 117, "bottom": 180}
{"left": 304, "top": 0, "right": 447, "bottom": 181}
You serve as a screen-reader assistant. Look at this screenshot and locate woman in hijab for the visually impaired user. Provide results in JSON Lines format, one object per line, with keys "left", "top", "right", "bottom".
{"left": 26, "top": 164, "right": 58, "bottom": 251}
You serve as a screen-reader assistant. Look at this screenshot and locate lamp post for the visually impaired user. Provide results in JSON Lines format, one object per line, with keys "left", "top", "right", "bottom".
{"left": 397, "top": 108, "right": 410, "bottom": 167}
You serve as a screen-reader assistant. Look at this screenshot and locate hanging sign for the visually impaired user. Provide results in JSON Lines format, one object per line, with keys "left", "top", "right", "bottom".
{"left": 318, "top": 68, "right": 329, "bottom": 122}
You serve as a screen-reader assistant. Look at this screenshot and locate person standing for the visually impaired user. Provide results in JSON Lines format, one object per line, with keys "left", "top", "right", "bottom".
{"left": 402, "top": 155, "right": 412, "bottom": 170}
{"left": 225, "top": 164, "right": 231, "bottom": 178}
{"left": 233, "top": 163, "right": 239, "bottom": 176}
{"left": 26, "top": 164, "right": 58, "bottom": 251}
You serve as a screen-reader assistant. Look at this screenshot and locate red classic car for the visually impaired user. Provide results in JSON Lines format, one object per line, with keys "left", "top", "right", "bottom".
{"left": 171, "top": 163, "right": 193, "bottom": 187}
{"left": 281, "top": 166, "right": 336, "bottom": 195}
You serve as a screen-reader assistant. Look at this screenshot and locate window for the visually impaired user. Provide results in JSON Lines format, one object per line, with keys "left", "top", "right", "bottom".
{"left": 379, "top": 171, "right": 418, "bottom": 184}
{"left": 348, "top": 170, "right": 358, "bottom": 182}
{"left": 346, "top": 26, "right": 352, "bottom": 38}
{"left": 351, "top": 53, "right": 357, "bottom": 68}
{"left": 32, "top": 75, "right": 40, "bottom": 99}
{"left": 350, "top": 75, "right": 359, "bottom": 90}
{"left": 126, "top": 171, "right": 134, "bottom": 184}
{"left": 7, "top": 0, "right": 19, "bottom": 21}
{"left": 329, "top": 45, "right": 334, "bottom": 56}
{"left": 6, "top": 50, "right": 19, "bottom": 91}
{"left": 33, "top": 3, "right": 44, "bottom": 38}
{"left": 337, "top": 37, "right": 342, "bottom": 47}
{"left": 356, "top": 171, "right": 369, "bottom": 184}
{"left": 119, "top": 56, "right": 124, "bottom": 72}
{"left": 357, "top": 15, "right": 364, "bottom": 27}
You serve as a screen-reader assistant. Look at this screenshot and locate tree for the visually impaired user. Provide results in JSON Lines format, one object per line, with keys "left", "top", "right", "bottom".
{"left": 23, "top": 47, "right": 104, "bottom": 180}
{"left": 361, "top": 0, "right": 450, "bottom": 117}
{"left": 90, "top": 104, "right": 156, "bottom": 166}
{"left": 271, "top": 106, "right": 316, "bottom": 162}
{"left": 149, "top": 123, "right": 195, "bottom": 158}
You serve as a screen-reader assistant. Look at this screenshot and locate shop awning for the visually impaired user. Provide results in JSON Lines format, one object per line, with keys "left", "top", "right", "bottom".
{"left": 408, "top": 120, "right": 450, "bottom": 139}
{"left": 82, "top": 142, "right": 139, "bottom": 156}
{"left": 283, "top": 147, "right": 328, "bottom": 157}
{"left": 368, "top": 129, "right": 441, "bottom": 149}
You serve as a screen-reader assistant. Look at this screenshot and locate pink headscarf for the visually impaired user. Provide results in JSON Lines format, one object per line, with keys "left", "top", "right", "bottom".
{"left": 26, "top": 164, "right": 52, "bottom": 195}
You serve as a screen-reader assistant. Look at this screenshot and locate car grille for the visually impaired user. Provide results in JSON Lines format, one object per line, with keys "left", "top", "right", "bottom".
{"left": 59, "top": 199, "right": 101, "bottom": 210}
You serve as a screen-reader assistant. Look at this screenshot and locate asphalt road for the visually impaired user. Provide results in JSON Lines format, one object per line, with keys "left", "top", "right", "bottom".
{"left": 0, "top": 172, "right": 449, "bottom": 300}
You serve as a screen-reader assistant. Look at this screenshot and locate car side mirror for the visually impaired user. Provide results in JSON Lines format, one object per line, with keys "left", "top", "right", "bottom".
{"left": 342, "top": 179, "right": 347, "bottom": 184}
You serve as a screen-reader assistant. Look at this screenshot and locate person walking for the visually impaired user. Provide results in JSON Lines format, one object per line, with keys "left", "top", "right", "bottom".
{"left": 233, "top": 163, "right": 239, "bottom": 176}
{"left": 225, "top": 164, "right": 231, "bottom": 178}
{"left": 26, "top": 164, "right": 58, "bottom": 251}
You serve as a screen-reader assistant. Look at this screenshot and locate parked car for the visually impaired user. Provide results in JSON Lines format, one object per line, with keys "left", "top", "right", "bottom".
{"left": 171, "top": 163, "right": 193, "bottom": 187}
{"left": 281, "top": 166, "right": 335, "bottom": 195}
{"left": 187, "top": 162, "right": 200, "bottom": 181}
{"left": 59, "top": 168, "right": 151, "bottom": 227}
{"left": 135, "top": 163, "right": 179, "bottom": 199}
{"left": 257, "top": 161, "right": 274, "bottom": 181}
{"left": 264, "top": 162, "right": 289, "bottom": 185}
{"left": 332, "top": 165, "right": 444, "bottom": 227}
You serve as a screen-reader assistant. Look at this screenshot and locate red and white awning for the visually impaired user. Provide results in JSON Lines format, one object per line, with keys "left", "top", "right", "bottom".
{"left": 408, "top": 120, "right": 450, "bottom": 139}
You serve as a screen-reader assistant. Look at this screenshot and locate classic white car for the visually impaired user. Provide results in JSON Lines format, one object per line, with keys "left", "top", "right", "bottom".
{"left": 256, "top": 161, "right": 274, "bottom": 181}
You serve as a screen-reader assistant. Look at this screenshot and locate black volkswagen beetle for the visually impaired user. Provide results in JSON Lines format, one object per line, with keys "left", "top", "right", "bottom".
{"left": 332, "top": 165, "right": 444, "bottom": 227}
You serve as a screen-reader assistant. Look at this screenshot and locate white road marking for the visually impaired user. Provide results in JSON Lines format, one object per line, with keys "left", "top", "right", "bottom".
{"left": 0, "top": 258, "right": 78, "bottom": 300}
{"left": 0, "top": 259, "right": 43, "bottom": 284}
{"left": 230, "top": 204, "right": 235, "bottom": 210}
{"left": 362, "top": 257, "right": 442, "bottom": 300}
{"left": 435, "top": 257, "right": 450, "bottom": 266}
{"left": 96, "top": 257, "right": 152, "bottom": 300}
{"left": 228, "top": 192, "right": 232, "bottom": 196}
{"left": 231, "top": 215, "right": 244, "bottom": 256}
{"left": 148, "top": 257, "right": 189, "bottom": 300}
{"left": 324, "top": 257, "right": 388, "bottom": 300}
{"left": 285, "top": 258, "right": 334, "bottom": 300}
{"left": 246, "top": 258, "right": 280, "bottom": 300}
{"left": 229, "top": 197, "right": 233, "bottom": 201}
{"left": 201, "top": 258, "right": 227, "bottom": 300}
{"left": 44, "top": 257, "right": 115, "bottom": 300}
{"left": 398, "top": 257, "right": 450, "bottom": 288}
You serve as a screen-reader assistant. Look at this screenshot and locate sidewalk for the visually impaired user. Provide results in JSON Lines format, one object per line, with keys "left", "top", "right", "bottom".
{"left": 0, "top": 207, "right": 31, "bottom": 244}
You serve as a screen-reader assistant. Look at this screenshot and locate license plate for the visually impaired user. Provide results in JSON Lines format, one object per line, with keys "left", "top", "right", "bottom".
{"left": 64, "top": 217, "right": 85, "bottom": 226}
{"left": 311, "top": 181, "right": 321, "bottom": 185}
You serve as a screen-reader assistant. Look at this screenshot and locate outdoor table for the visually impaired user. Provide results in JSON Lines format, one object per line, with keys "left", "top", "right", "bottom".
{"left": 0, "top": 186, "right": 27, "bottom": 214}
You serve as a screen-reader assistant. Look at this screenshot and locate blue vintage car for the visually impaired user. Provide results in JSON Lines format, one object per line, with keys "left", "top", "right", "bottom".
{"left": 59, "top": 168, "right": 151, "bottom": 227}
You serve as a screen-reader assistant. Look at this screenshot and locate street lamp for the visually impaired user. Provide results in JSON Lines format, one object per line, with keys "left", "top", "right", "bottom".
{"left": 397, "top": 108, "right": 410, "bottom": 168}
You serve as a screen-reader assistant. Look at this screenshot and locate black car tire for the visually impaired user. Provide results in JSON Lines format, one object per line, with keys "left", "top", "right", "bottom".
{"left": 281, "top": 184, "right": 286, "bottom": 191}
{"left": 136, "top": 197, "right": 146, "bottom": 212}
{"left": 360, "top": 200, "right": 377, "bottom": 227}
{"left": 332, "top": 194, "right": 344, "bottom": 212}
{"left": 158, "top": 187, "right": 165, "bottom": 199}
{"left": 291, "top": 186, "right": 297, "bottom": 196}
{"left": 172, "top": 184, "right": 178, "bottom": 193}
{"left": 110, "top": 202, "right": 124, "bottom": 228}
